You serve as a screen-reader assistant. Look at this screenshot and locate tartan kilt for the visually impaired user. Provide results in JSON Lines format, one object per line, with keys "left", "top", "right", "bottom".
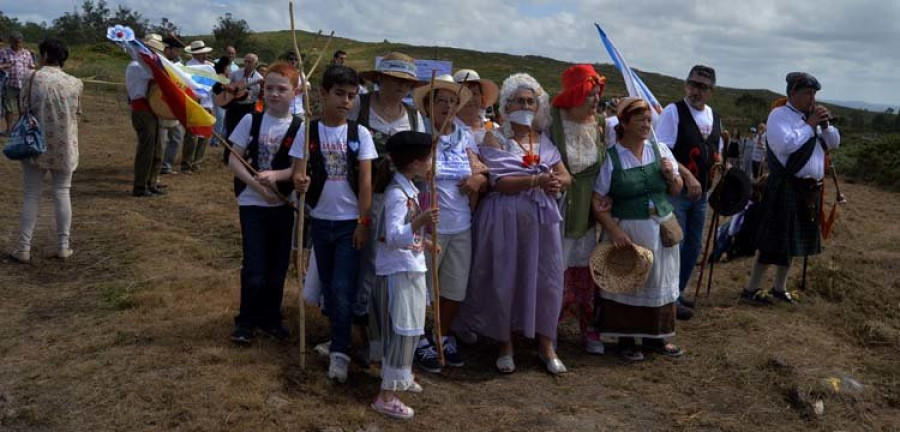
{"left": 755, "top": 173, "right": 822, "bottom": 258}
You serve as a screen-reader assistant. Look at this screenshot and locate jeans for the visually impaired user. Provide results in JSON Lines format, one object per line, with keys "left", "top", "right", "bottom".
{"left": 235, "top": 205, "right": 294, "bottom": 330}
{"left": 671, "top": 189, "right": 708, "bottom": 294}
{"left": 19, "top": 164, "right": 73, "bottom": 252}
{"left": 160, "top": 122, "right": 184, "bottom": 172}
{"left": 310, "top": 217, "right": 360, "bottom": 356}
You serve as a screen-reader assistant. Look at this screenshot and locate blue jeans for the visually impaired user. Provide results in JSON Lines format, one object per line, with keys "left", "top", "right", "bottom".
{"left": 310, "top": 218, "right": 360, "bottom": 356}
{"left": 671, "top": 190, "right": 708, "bottom": 295}
{"left": 236, "top": 205, "right": 294, "bottom": 330}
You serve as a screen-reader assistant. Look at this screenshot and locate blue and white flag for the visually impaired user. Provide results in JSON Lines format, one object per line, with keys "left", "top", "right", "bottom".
{"left": 595, "top": 23, "right": 663, "bottom": 121}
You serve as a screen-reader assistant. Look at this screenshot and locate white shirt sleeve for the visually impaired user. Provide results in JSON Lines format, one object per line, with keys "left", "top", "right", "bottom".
{"left": 228, "top": 114, "right": 255, "bottom": 152}
{"left": 288, "top": 124, "right": 308, "bottom": 159}
{"left": 593, "top": 157, "right": 615, "bottom": 197}
{"left": 383, "top": 187, "right": 416, "bottom": 249}
{"left": 356, "top": 126, "right": 378, "bottom": 160}
{"left": 767, "top": 107, "right": 816, "bottom": 155}
{"left": 820, "top": 125, "right": 840, "bottom": 150}
{"left": 655, "top": 103, "right": 679, "bottom": 149}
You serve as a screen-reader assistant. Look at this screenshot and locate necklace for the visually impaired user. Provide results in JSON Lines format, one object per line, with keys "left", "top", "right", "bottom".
{"left": 374, "top": 93, "right": 404, "bottom": 122}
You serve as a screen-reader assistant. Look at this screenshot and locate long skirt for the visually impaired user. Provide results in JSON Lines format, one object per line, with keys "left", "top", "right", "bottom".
{"left": 598, "top": 216, "right": 680, "bottom": 339}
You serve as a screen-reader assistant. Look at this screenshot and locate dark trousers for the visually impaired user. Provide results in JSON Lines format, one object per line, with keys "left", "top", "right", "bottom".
{"left": 235, "top": 205, "right": 295, "bottom": 330}
{"left": 131, "top": 110, "right": 159, "bottom": 190}
{"left": 310, "top": 218, "right": 360, "bottom": 356}
{"left": 181, "top": 135, "right": 208, "bottom": 172}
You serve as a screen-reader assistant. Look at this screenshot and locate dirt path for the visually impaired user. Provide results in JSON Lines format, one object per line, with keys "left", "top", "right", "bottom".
{"left": 1, "top": 93, "right": 897, "bottom": 431}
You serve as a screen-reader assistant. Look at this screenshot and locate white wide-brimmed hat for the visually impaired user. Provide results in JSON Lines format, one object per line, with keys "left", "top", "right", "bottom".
{"left": 413, "top": 74, "right": 472, "bottom": 115}
{"left": 589, "top": 243, "right": 654, "bottom": 295}
{"left": 143, "top": 34, "right": 165, "bottom": 53}
{"left": 184, "top": 40, "right": 213, "bottom": 54}
{"left": 453, "top": 68, "right": 499, "bottom": 108}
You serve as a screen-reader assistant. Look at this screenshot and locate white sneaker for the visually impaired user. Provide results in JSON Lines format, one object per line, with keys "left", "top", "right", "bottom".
{"left": 10, "top": 250, "right": 31, "bottom": 263}
{"left": 327, "top": 352, "right": 350, "bottom": 383}
{"left": 314, "top": 341, "right": 331, "bottom": 357}
{"left": 585, "top": 339, "right": 605, "bottom": 355}
{"left": 57, "top": 248, "right": 74, "bottom": 259}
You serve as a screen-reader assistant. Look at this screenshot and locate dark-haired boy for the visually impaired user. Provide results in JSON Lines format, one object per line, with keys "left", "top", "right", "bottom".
{"left": 292, "top": 65, "right": 376, "bottom": 383}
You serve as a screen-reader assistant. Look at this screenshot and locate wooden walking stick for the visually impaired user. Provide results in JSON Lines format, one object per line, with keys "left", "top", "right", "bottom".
{"left": 216, "top": 130, "right": 301, "bottom": 213}
{"left": 693, "top": 206, "right": 719, "bottom": 301}
{"left": 705, "top": 210, "right": 721, "bottom": 298}
{"left": 289, "top": 0, "right": 312, "bottom": 369}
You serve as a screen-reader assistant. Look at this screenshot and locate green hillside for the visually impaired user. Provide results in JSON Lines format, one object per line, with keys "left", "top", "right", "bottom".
{"left": 61, "top": 29, "right": 874, "bottom": 133}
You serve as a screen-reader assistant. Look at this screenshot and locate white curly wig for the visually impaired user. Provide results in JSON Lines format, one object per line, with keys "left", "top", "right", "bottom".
{"left": 498, "top": 73, "right": 551, "bottom": 137}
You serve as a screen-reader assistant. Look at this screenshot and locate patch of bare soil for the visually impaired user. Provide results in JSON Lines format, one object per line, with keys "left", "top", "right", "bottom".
{"left": 1, "top": 91, "right": 898, "bottom": 431}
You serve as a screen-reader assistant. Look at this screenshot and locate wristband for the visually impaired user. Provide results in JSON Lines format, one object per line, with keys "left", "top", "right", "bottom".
{"left": 358, "top": 216, "right": 372, "bottom": 227}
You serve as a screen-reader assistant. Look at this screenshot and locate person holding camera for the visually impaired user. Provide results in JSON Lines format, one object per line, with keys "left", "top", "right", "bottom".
{"left": 741, "top": 72, "right": 840, "bottom": 304}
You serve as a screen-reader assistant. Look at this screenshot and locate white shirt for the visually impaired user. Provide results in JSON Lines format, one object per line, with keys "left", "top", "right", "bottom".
{"left": 375, "top": 173, "right": 427, "bottom": 275}
{"left": 593, "top": 140, "right": 679, "bottom": 210}
{"left": 752, "top": 132, "right": 767, "bottom": 162}
{"left": 605, "top": 115, "right": 618, "bottom": 148}
{"left": 228, "top": 69, "right": 263, "bottom": 106}
{"left": 656, "top": 99, "right": 724, "bottom": 154}
{"left": 289, "top": 122, "right": 377, "bottom": 220}
{"left": 766, "top": 102, "right": 840, "bottom": 180}
{"left": 229, "top": 113, "right": 302, "bottom": 207}
{"left": 125, "top": 61, "right": 152, "bottom": 100}
{"left": 433, "top": 126, "right": 478, "bottom": 234}
{"left": 348, "top": 97, "right": 426, "bottom": 135}
{"left": 185, "top": 58, "right": 208, "bottom": 67}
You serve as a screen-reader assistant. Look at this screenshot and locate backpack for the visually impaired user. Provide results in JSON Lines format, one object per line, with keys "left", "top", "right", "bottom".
{"left": 306, "top": 119, "right": 361, "bottom": 208}
{"left": 232, "top": 112, "right": 302, "bottom": 199}
{"left": 356, "top": 93, "right": 420, "bottom": 193}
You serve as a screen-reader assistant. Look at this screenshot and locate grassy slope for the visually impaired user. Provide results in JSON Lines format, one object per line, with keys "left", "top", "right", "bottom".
{"left": 59, "top": 30, "right": 870, "bottom": 129}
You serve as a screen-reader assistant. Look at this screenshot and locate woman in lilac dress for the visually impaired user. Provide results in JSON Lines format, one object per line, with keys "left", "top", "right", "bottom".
{"left": 456, "top": 73, "right": 572, "bottom": 375}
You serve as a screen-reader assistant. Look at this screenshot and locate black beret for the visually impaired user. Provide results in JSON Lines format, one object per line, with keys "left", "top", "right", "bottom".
{"left": 385, "top": 131, "right": 432, "bottom": 153}
{"left": 786, "top": 72, "right": 821, "bottom": 94}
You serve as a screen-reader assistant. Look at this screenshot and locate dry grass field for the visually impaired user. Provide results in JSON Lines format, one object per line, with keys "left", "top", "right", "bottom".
{"left": 0, "top": 91, "right": 898, "bottom": 431}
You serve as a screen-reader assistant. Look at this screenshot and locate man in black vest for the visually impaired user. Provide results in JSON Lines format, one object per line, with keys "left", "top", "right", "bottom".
{"left": 656, "top": 65, "right": 723, "bottom": 320}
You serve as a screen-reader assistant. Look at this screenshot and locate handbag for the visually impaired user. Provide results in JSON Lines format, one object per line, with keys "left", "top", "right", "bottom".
{"left": 659, "top": 212, "right": 684, "bottom": 247}
{"left": 3, "top": 69, "right": 45, "bottom": 161}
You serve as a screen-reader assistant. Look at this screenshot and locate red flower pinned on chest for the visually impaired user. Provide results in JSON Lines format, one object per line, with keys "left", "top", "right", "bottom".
{"left": 522, "top": 153, "right": 541, "bottom": 167}
{"left": 283, "top": 136, "right": 295, "bottom": 149}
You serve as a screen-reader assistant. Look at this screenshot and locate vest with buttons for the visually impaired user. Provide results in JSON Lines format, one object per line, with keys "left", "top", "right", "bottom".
{"left": 608, "top": 142, "right": 674, "bottom": 220}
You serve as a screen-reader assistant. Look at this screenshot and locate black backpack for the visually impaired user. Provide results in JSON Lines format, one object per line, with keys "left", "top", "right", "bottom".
{"left": 233, "top": 112, "right": 302, "bottom": 199}
{"left": 305, "top": 120, "right": 361, "bottom": 208}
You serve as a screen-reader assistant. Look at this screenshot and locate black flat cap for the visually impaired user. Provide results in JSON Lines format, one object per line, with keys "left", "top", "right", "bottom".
{"left": 786, "top": 72, "right": 821, "bottom": 94}
{"left": 162, "top": 37, "right": 184, "bottom": 49}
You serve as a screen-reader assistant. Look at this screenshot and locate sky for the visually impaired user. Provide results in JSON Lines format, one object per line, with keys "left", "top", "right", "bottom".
{"left": 6, "top": 0, "right": 899, "bottom": 106}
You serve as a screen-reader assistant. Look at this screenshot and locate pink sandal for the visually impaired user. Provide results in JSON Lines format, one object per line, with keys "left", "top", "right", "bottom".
{"left": 372, "top": 396, "right": 415, "bottom": 420}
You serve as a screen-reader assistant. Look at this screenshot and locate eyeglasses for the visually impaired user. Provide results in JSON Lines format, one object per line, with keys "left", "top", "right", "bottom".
{"left": 511, "top": 97, "right": 537, "bottom": 107}
{"left": 687, "top": 80, "right": 713, "bottom": 91}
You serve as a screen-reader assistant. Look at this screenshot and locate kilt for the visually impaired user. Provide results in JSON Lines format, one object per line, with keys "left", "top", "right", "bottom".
{"left": 755, "top": 139, "right": 823, "bottom": 262}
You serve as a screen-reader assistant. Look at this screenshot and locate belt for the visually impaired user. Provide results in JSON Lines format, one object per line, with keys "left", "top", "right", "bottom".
{"left": 130, "top": 98, "right": 151, "bottom": 112}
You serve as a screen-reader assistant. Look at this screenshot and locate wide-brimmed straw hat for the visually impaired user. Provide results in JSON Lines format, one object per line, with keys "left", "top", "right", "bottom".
{"left": 589, "top": 243, "right": 654, "bottom": 295}
{"left": 413, "top": 74, "right": 472, "bottom": 115}
{"left": 184, "top": 40, "right": 213, "bottom": 54}
{"left": 143, "top": 34, "right": 165, "bottom": 53}
{"left": 453, "top": 69, "right": 499, "bottom": 108}
{"left": 359, "top": 52, "right": 421, "bottom": 84}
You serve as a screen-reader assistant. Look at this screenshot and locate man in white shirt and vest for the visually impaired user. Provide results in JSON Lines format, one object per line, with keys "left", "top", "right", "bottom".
{"left": 742, "top": 72, "right": 839, "bottom": 304}
{"left": 656, "top": 65, "right": 724, "bottom": 321}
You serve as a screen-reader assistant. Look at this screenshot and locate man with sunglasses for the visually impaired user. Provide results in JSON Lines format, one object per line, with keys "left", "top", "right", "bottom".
{"left": 656, "top": 65, "right": 724, "bottom": 321}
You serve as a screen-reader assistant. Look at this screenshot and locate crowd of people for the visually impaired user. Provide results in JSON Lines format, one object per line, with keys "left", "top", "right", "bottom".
{"left": 2, "top": 30, "right": 841, "bottom": 421}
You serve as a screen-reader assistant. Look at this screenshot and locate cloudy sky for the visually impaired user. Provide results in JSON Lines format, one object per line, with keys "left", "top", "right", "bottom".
{"left": 7, "top": 0, "right": 899, "bottom": 105}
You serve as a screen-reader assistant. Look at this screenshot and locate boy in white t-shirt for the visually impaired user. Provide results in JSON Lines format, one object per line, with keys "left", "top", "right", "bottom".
{"left": 227, "top": 62, "right": 304, "bottom": 345}
{"left": 292, "top": 66, "right": 377, "bottom": 383}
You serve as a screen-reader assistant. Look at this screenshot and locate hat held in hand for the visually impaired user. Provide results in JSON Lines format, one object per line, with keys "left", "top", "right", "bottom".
{"left": 590, "top": 243, "right": 654, "bottom": 294}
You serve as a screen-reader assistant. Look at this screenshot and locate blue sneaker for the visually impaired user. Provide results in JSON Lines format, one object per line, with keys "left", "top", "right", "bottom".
{"left": 414, "top": 341, "right": 443, "bottom": 373}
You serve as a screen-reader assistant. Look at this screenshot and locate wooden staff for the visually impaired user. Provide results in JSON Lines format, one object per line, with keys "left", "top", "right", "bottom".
{"left": 289, "top": 0, "right": 311, "bottom": 369}
{"left": 215, "top": 130, "right": 300, "bottom": 213}
{"left": 306, "top": 31, "right": 336, "bottom": 78}
{"left": 426, "top": 72, "right": 471, "bottom": 365}
{"left": 692, "top": 164, "right": 726, "bottom": 301}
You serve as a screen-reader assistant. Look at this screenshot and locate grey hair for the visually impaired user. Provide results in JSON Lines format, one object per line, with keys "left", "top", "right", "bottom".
{"left": 498, "top": 73, "right": 550, "bottom": 136}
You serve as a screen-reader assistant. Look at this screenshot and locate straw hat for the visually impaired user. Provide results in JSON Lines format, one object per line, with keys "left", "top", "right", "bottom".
{"left": 589, "top": 243, "right": 654, "bottom": 295}
{"left": 143, "top": 34, "right": 165, "bottom": 53}
{"left": 413, "top": 74, "right": 472, "bottom": 115}
{"left": 453, "top": 69, "right": 499, "bottom": 108}
{"left": 184, "top": 40, "right": 213, "bottom": 54}
{"left": 359, "top": 52, "right": 422, "bottom": 84}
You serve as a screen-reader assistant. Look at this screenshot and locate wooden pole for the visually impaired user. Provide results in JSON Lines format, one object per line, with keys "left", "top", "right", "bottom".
{"left": 215, "top": 130, "right": 299, "bottom": 213}
{"left": 426, "top": 70, "right": 445, "bottom": 366}
{"left": 289, "top": 0, "right": 311, "bottom": 369}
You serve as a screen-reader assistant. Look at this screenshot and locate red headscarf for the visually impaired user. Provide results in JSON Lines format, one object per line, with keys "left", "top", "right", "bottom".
{"left": 551, "top": 64, "right": 606, "bottom": 108}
